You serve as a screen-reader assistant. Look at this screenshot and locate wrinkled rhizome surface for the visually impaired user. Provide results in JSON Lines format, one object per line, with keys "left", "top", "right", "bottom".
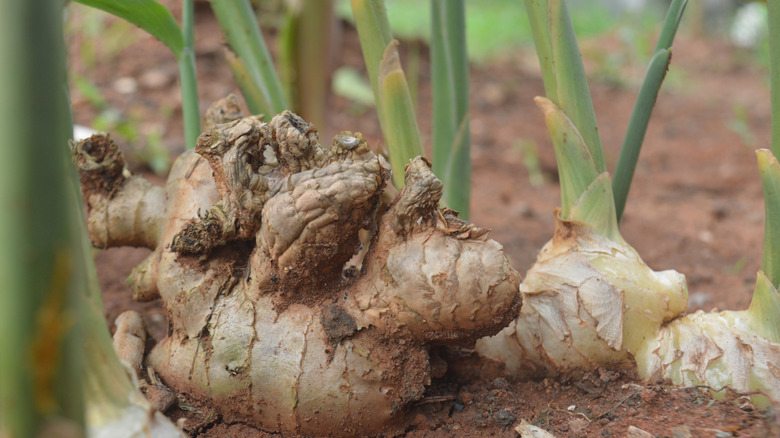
{"left": 72, "top": 100, "right": 520, "bottom": 436}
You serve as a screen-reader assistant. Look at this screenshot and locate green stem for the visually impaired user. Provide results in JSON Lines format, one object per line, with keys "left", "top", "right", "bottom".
{"left": 407, "top": 41, "right": 420, "bottom": 109}
{"left": 209, "top": 0, "right": 288, "bottom": 116}
{"left": 431, "top": 0, "right": 471, "bottom": 219}
{"left": 351, "top": 0, "right": 392, "bottom": 154}
{"left": 351, "top": 0, "right": 393, "bottom": 112}
{"left": 612, "top": 0, "right": 686, "bottom": 222}
{"left": 225, "top": 53, "right": 269, "bottom": 115}
{"left": 758, "top": 150, "right": 780, "bottom": 288}
{"left": 378, "top": 41, "right": 425, "bottom": 188}
{"left": 0, "top": 0, "right": 84, "bottom": 435}
{"left": 769, "top": 0, "right": 780, "bottom": 158}
{"left": 653, "top": 0, "right": 687, "bottom": 52}
{"left": 281, "top": 0, "right": 335, "bottom": 131}
{"left": 353, "top": 0, "right": 424, "bottom": 188}
{"left": 179, "top": 0, "right": 200, "bottom": 150}
{"left": 524, "top": 0, "right": 605, "bottom": 174}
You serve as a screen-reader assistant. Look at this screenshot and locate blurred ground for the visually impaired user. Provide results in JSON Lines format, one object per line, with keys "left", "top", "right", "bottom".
{"left": 69, "top": 1, "right": 779, "bottom": 436}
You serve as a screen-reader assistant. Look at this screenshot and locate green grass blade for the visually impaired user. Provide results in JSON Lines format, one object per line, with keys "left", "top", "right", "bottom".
{"left": 535, "top": 97, "right": 600, "bottom": 220}
{"left": 209, "top": 0, "right": 288, "bottom": 116}
{"left": 613, "top": 0, "right": 686, "bottom": 223}
{"left": 758, "top": 149, "right": 780, "bottom": 288}
{"left": 379, "top": 41, "right": 425, "bottom": 188}
{"left": 611, "top": 48, "right": 672, "bottom": 222}
{"left": 179, "top": 0, "right": 200, "bottom": 149}
{"left": 0, "top": 0, "right": 84, "bottom": 434}
{"left": 431, "top": 0, "right": 471, "bottom": 218}
{"left": 524, "top": 0, "right": 605, "bottom": 173}
{"left": 74, "top": 0, "right": 184, "bottom": 57}
{"left": 769, "top": 0, "right": 780, "bottom": 157}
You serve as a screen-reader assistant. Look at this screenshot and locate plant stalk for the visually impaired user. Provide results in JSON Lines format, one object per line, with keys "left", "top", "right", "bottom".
{"left": 758, "top": 149, "right": 780, "bottom": 289}
{"left": 353, "top": 0, "right": 424, "bottom": 188}
{"left": 378, "top": 41, "right": 425, "bottom": 188}
{"left": 209, "top": 0, "right": 288, "bottom": 116}
{"left": 351, "top": 0, "right": 393, "bottom": 113}
{"left": 431, "top": 0, "right": 471, "bottom": 219}
{"left": 0, "top": 0, "right": 85, "bottom": 435}
{"left": 612, "top": 0, "right": 687, "bottom": 222}
{"left": 279, "top": 0, "right": 335, "bottom": 132}
{"left": 179, "top": 0, "right": 200, "bottom": 150}
{"left": 524, "top": 0, "right": 605, "bottom": 174}
{"left": 769, "top": 0, "right": 780, "bottom": 158}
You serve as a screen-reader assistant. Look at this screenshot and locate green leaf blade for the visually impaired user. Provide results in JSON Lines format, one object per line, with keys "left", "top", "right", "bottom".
{"left": 613, "top": 0, "right": 687, "bottom": 223}
{"left": 378, "top": 41, "right": 425, "bottom": 188}
{"left": 612, "top": 48, "right": 672, "bottom": 221}
{"left": 75, "top": 0, "right": 184, "bottom": 56}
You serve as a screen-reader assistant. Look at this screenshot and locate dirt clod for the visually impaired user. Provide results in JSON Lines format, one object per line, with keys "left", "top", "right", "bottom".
{"left": 320, "top": 304, "right": 357, "bottom": 344}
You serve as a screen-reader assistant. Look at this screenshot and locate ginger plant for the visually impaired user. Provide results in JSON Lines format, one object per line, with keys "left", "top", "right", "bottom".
{"left": 475, "top": 97, "right": 688, "bottom": 376}
{"left": 479, "top": 0, "right": 780, "bottom": 407}
{"left": 72, "top": 97, "right": 520, "bottom": 436}
{"left": 476, "top": 0, "right": 688, "bottom": 377}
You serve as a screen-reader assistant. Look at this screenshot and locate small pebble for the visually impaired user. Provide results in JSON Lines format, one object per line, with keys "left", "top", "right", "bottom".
{"left": 453, "top": 396, "right": 464, "bottom": 412}
{"left": 626, "top": 425, "right": 653, "bottom": 438}
{"left": 671, "top": 425, "right": 693, "bottom": 438}
{"left": 492, "top": 409, "right": 515, "bottom": 427}
{"left": 492, "top": 377, "right": 509, "bottom": 389}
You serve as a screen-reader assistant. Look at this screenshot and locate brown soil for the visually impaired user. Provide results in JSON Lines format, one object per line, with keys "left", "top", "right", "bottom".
{"left": 68, "top": 2, "right": 780, "bottom": 437}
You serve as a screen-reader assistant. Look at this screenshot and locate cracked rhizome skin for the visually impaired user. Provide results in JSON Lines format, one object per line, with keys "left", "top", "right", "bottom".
{"left": 72, "top": 96, "right": 521, "bottom": 436}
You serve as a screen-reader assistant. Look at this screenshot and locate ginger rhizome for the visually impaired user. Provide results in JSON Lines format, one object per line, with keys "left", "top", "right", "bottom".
{"left": 477, "top": 97, "right": 780, "bottom": 407}
{"left": 72, "top": 100, "right": 520, "bottom": 436}
{"left": 476, "top": 213, "right": 688, "bottom": 376}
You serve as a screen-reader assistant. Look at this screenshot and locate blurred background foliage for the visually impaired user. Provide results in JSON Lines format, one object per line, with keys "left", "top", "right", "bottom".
{"left": 65, "top": 0, "right": 770, "bottom": 169}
